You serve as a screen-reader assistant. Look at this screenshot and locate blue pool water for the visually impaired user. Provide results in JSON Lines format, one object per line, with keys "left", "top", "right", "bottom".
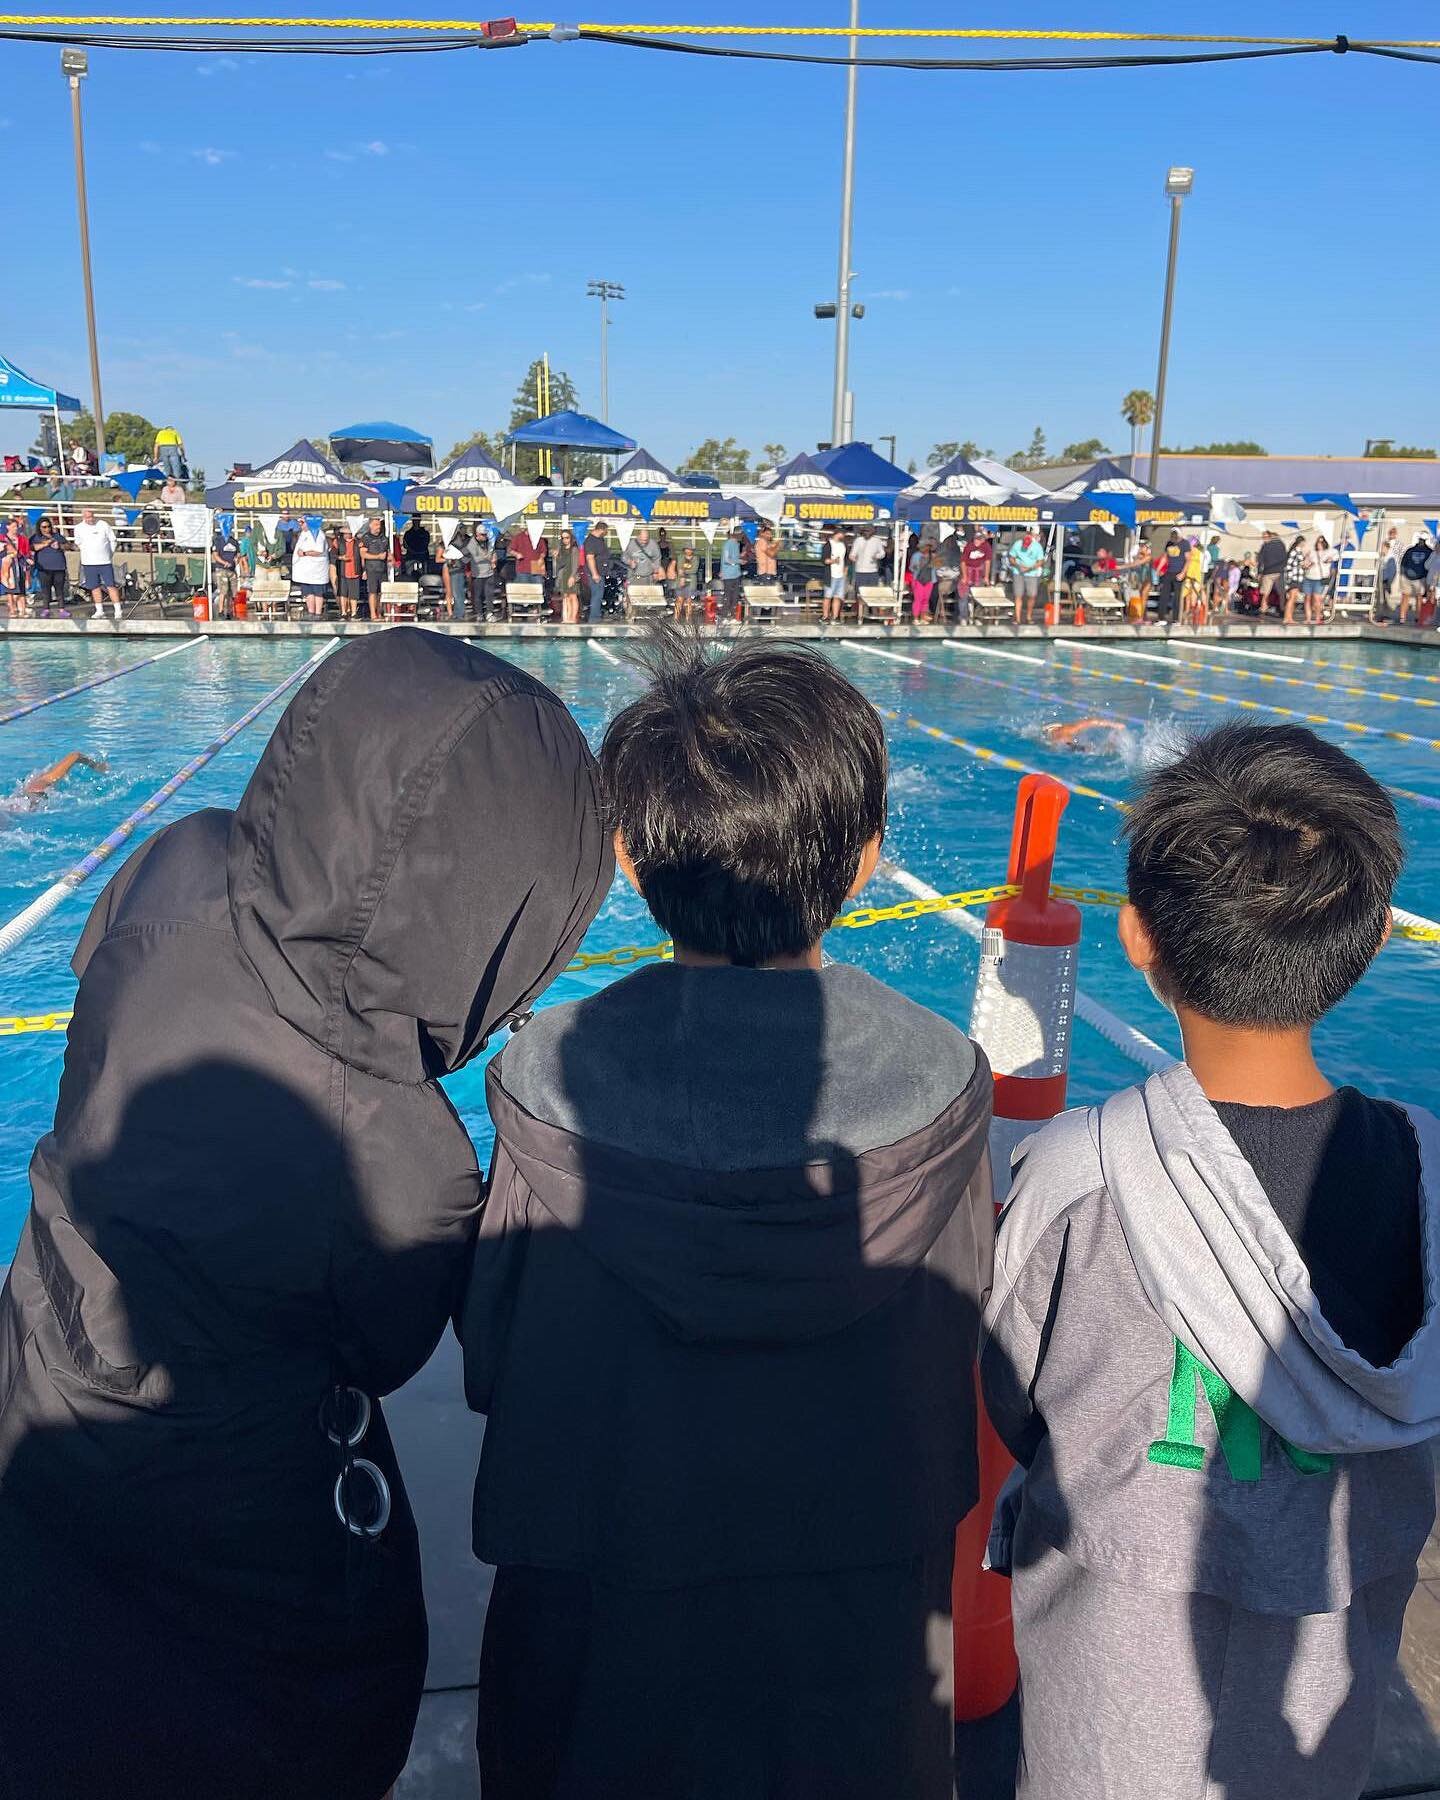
{"left": 1, "top": 632, "right": 1436, "bottom": 1258}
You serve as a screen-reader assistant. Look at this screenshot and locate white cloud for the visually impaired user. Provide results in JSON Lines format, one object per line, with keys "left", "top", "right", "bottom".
{"left": 869, "top": 288, "right": 912, "bottom": 301}
{"left": 494, "top": 272, "right": 552, "bottom": 295}
{"left": 191, "top": 146, "right": 237, "bottom": 167}
{"left": 362, "top": 139, "right": 389, "bottom": 156}
{"left": 307, "top": 278, "right": 346, "bottom": 291}
{"left": 197, "top": 56, "right": 238, "bottom": 75}
{"left": 233, "top": 275, "right": 292, "bottom": 290}
{"left": 324, "top": 149, "right": 354, "bottom": 163}
{"left": 138, "top": 139, "right": 162, "bottom": 154}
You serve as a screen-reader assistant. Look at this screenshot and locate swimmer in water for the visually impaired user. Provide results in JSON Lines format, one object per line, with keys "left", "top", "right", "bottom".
{"left": 1043, "top": 718, "right": 1128, "bottom": 752}
{"left": 4, "top": 752, "right": 107, "bottom": 814}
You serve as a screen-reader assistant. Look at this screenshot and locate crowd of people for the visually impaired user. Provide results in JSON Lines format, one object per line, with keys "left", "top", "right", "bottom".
{"left": 0, "top": 626, "right": 1433, "bottom": 1800}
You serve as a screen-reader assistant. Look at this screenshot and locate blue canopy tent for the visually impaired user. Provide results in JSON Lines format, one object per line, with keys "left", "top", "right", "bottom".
{"left": 0, "top": 352, "right": 82, "bottom": 473}
{"left": 205, "top": 438, "right": 383, "bottom": 515}
{"left": 899, "top": 452, "right": 1038, "bottom": 525}
{"left": 327, "top": 420, "right": 434, "bottom": 470}
{"left": 763, "top": 452, "right": 889, "bottom": 525}
{"left": 506, "top": 409, "right": 636, "bottom": 483}
{"left": 1035, "top": 457, "right": 1206, "bottom": 528}
{"left": 403, "top": 442, "right": 509, "bottom": 519}
{"left": 812, "top": 440, "right": 911, "bottom": 493}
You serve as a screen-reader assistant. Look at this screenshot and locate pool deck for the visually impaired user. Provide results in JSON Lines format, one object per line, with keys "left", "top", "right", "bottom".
{"left": 387, "top": 1339, "right": 1440, "bottom": 1798}
{"left": 1, "top": 617, "right": 1438, "bottom": 651}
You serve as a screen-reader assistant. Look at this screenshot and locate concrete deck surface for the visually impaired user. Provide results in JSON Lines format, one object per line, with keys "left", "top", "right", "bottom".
{"left": 387, "top": 1344, "right": 1440, "bottom": 1797}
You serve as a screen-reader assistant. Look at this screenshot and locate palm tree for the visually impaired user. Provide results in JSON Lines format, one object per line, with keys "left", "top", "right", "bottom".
{"left": 1121, "top": 390, "right": 1155, "bottom": 464}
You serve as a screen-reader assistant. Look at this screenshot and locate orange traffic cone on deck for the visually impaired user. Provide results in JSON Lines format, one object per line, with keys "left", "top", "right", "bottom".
{"left": 954, "top": 775, "right": 1081, "bottom": 1724}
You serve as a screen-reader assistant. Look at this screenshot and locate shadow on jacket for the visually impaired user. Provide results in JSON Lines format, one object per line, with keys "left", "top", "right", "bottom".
{"left": 0, "top": 629, "right": 614, "bottom": 1800}
{"left": 461, "top": 959, "right": 995, "bottom": 1800}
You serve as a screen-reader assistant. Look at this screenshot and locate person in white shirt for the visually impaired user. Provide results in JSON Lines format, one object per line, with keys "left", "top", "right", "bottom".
{"left": 291, "top": 521, "right": 333, "bottom": 619}
{"left": 823, "top": 528, "right": 849, "bottom": 623}
{"left": 73, "top": 506, "right": 122, "bottom": 621}
{"left": 850, "top": 526, "right": 886, "bottom": 590}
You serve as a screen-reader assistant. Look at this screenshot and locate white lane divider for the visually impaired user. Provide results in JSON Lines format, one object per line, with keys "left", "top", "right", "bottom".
{"left": 878, "top": 859, "right": 1174, "bottom": 1075}
{"left": 588, "top": 639, "right": 623, "bottom": 665}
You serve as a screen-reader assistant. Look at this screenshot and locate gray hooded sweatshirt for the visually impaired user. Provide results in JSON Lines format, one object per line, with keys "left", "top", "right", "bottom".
{"left": 981, "top": 1061, "right": 1440, "bottom": 1799}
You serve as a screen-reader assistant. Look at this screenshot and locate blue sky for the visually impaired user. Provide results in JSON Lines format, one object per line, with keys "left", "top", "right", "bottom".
{"left": 6, "top": 2, "right": 1438, "bottom": 477}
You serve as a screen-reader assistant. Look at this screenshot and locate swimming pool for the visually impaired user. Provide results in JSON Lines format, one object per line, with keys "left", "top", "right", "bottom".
{"left": 1, "top": 631, "right": 1436, "bottom": 1258}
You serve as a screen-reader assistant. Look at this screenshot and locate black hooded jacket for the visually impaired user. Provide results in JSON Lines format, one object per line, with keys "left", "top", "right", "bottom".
{"left": 0, "top": 630, "right": 612, "bottom": 1800}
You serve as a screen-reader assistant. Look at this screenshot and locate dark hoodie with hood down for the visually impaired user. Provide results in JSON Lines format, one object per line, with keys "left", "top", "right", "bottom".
{"left": 462, "top": 958, "right": 994, "bottom": 1798}
{"left": 0, "top": 630, "right": 612, "bottom": 1800}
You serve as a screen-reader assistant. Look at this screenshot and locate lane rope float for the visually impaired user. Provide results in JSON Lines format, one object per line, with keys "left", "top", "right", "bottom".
{"left": 0, "top": 644, "right": 335, "bottom": 961}
{"left": 1169, "top": 638, "right": 1440, "bottom": 688}
{"left": 850, "top": 638, "right": 1148, "bottom": 728}
{"left": 1064, "top": 638, "right": 1440, "bottom": 712}
{"left": 0, "top": 637, "right": 205, "bottom": 727}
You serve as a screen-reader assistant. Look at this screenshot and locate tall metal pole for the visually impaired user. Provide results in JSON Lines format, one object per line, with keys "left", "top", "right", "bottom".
{"left": 1147, "top": 191, "right": 1185, "bottom": 490}
{"left": 64, "top": 52, "right": 106, "bottom": 468}
{"left": 830, "top": 0, "right": 860, "bottom": 447}
{"left": 599, "top": 294, "right": 609, "bottom": 424}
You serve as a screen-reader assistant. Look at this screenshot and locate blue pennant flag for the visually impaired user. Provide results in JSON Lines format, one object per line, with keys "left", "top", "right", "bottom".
{"left": 1425, "top": 519, "right": 1440, "bottom": 538}
{"left": 374, "top": 478, "right": 411, "bottom": 512}
{"left": 740, "top": 519, "right": 759, "bottom": 542}
{"left": 125, "top": 507, "right": 142, "bottom": 524}
{"left": 25, "top": 507, "right": 44, "bottom": 529}
{"left": 1085, "top": 488, "right": 1137, "bottom": 526}
{"left": 305, "top": 515, "right": 324, "bottom": 535}
{"left": 622, "top": 486, "right": 664, "bottom": 523}
{"left": 572, "top": 520, "right": 590, "bottom": 547}
{"left": 1353, "top": 518, "right": 1370, "bottom": 542}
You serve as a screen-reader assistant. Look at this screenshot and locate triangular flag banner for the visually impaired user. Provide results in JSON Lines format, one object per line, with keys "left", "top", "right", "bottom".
{"left": 485, "top": 483, "right": 546, "bottom": 526}
{"left": 740, "top": 519, "right": 759, "bottom": 542}
{"left": 572, "top": 520, "right": 590, "bottom": 547}
{"left": 752, "top": 492, "right": 787, "bottom": 527}
{"left": 113, "top": 470, "right": 147, "bottom": 500}
{"left": 1353, "top": 518, "right": 1369, "bottom": 543}
{"left": 527, "top": 522, "right": 547, "bottom": 548}
{"left": 937, "top": 521, "right": 956, "bottom": 542}
{"left": 438, "top": 518, "right": 460, "bottom": 546}
{"left": 374, "top": 478, "right": 410, "bottom": 512}
{"left": 699, "top": 518, "right": 721, "bottom": 544}
{"left": 1425, "top": 519, "right": 1439, "bottom": 538}
{"left": 611, "top": 518, "right": 635, "bottom": 553}
{"left": 220, "top": 513, "right": 235, "bottom": 535}
{"left": 25, "top": 507, "right": 44, "bottom": 529}
{"left": 622, "top": 486, "right": 663, "bottom": 522}
{"left": 346, "top": 514, "right": 367, "bottom": 535}
{"left": 260, "top": 513, "right": 281, "bottom": 541}
{"left": 306, "top": 515, "right": 324, "bottom": 535}
{"left": 124, "top": 507, "right": 142, "bottom": 525}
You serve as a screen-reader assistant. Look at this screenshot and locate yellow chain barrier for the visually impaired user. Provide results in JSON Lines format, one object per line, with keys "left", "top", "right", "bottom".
{"left": 5, "top": 884, "right": 1435, "bottom": 1033}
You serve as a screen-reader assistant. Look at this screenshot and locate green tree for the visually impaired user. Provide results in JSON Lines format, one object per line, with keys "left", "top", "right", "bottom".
{"left": 506, "top": 358, "right": 593, "bottom": 481}
{"left": 443, "top": 427, "right": 508, "bottom": 465}
{"left": 1120, "top": 388, "right": 1154, "bottom": 462}
{"left": 928, "top": 439, "right": 991, "bottom": 468}
{"left": 1366, "top": 440, "right": 1437, "bottom": 459}
{"left": 1060, "top": 438, "right": 1110, "bottom": 462}
{"left": 66, "top": 408, "right": 160, "bottom": 465}
{"left": 1161, "top": 439, "right": 1267, "bottom": 455}
{"left": 761, "top": 442, "right": 788, "bottom": 469}
{"left": 680, "top": 437, "right": 753, "bottom": 481}
{"left": 1008, "top": 427, "right": 1048, "bottom": 471}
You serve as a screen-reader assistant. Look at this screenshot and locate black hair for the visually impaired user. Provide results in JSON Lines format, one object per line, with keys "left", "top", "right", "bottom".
{"left": 1124, "top": 721, "right": 1401, "bottom": 1027}
{"left": 600, "top": 626, "right": 887, "bottom": 965}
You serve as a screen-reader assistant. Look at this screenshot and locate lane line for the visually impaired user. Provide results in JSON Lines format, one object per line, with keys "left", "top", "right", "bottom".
{"left": 878, "top": 859, "right": 1173, "bottom": 1074}
{"left": 1172, "top": 639, "right": 1440, "bottom": 687}
{"left": 0, "top": 644, "right": 335, "bottom": 960}
{"left": 849, "top": 638, "right": 1147, "bottom": 727}
{"left": 1065, "top": 639, "right": 1440, "bottom": 712}
{"left": 588, "top": 639, "right": 622, "bottom": 665}
{"left": 0, "top": 637, "right": 206, "bottom": 727}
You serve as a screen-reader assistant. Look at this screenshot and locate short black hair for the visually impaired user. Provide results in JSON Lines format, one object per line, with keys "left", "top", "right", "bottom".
{"left": 1124, "top": 721, "right": 1401, "bottom": 1027}
{"left": 600, "top": 628, "right": 887, "bottom": 965}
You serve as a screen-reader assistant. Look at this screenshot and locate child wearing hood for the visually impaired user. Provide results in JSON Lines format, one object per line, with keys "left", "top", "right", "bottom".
{"left": 462, "top": 630, "right": 995, "bottom": 1799}
{"left": 0, "top": 630, "right": 613, "bottom": 1800}
{"left": 983, "top": 720, "right": 1440, "bottom": 1800}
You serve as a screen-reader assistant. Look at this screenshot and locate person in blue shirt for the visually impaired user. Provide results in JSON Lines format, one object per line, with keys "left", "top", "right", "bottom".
{"left": 1007, "top": 527, "right": 1046, "bottom": 625}
{"left": 720, "top": 528, "right": 744, "bottom": 620}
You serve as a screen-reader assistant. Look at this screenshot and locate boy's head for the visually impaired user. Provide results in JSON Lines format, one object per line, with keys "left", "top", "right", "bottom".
{"left": 600, "top": 629, "right": 887, "bottom": 966}
{"left": 1120, "top": 721, "right": 1401, "bottom": 1028}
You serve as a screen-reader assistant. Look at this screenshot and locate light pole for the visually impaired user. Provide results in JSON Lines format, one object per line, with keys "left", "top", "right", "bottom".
{"left": 62, "top": 47, "right": 106, "bottom": 469}
{"left": 830, "top": 0, "right": 861, "bottom": 445}
{"left": 586, "top": 279, "right": 624, "bottom": 423}
{"left": 1147, "top": 165, "right": 1193, "bottom": 489}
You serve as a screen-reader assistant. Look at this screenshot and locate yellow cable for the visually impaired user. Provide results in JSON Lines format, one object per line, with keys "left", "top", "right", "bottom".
{"left": 8, "top": 17, "right": 1440, "bottom": 48}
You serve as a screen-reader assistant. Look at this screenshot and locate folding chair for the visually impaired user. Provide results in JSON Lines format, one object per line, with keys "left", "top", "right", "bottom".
{"left": 378, "top": 580, "right": 420, "bottom": 623}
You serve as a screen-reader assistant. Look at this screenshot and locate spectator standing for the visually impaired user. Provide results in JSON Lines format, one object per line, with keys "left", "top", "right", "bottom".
{"left": 822, "top": 527, "right": 848, "bottom": 623}
{"left": 670, "top": 544, "right": 699, "bottom": 621}
{"left": 443, "top": 528, "right": 470, "bottom": 623}
{"left": 1180, "top": 537, "right": 1206, "bottom": 624}
{"left": 278, "top": 514, "right": 299, "bottom": 576}
{"left": 719, "top": 527, "right": 744, "bottom": 618}
{"left": 152, "top": 425, "right": 186, "bottom": 482}
{"left": 1300, "top": 535, "right": 1332, "bottom": 625}
{"left": 1381, "top": 527, "right": 1402, "bottom": 609}
{"left": 252, "top": 518, "right": 283, "bottom": 583}
{"left": 74, "top": 505, "right": 121, "bottom": 620}
{"left": 908, "top": 539, "right": 937, "bottom": 622}
{"left": 1426, "top": 539, "right": 1440, "bottom": 619}
{"left": 1397, "top": 536, "right": 1430, "bottom": 626}
{"left": 1283, "top": 535, "right": 1307, "bottom": 625}
{"left": 0, "top": 525, "right": 20, "bottom": 617}
{"left": 585, "top": 523, "right": 610, "bottom": 623}
{"left": 1152, "top": 533, "right": 1184, "bottom": 623}
{"left": 625, "top": 526, "right": 664, "bottom": 591}
{"left": 754, "top": 522, "right": 780, "bottom": 585}
{"left": 850, "top": 524, "right": 884, "bottom": 598}
{"left": 1255, "top": 528, "right": 1288, "bottom": 615}
{"left": 401, "top": 518, "right": 431, "bottom": 580}
{"left": 5, "top": 518, "right": 31, "bottom": 609}
{"left": 469, "top": 525, "right": 498, "bottom": 622}
{"left": 1007, "top": 525, "right": 1045, "bottom": 625}
{"left": 291, "top": 520, "right": 332, "bottom": 618}
{"left": 330, "top": 525, "right": 361, "bottom": 620}
{"left": 357, "top": 518, "right": 390, "bottom": 619}
{"left": 159, "top": 474, "right": 187, "bottom": 508}
{"left": 212, "top": 523, "right": 241, "bottom": 618}
{"left": 551, "top": 529, "right": 581, "bottom": 624}
{"left": 31, "top": 517, "right": 71, "bottom": 615}
{"left": 960, "top": 527, "right": 992, "bottom": 606}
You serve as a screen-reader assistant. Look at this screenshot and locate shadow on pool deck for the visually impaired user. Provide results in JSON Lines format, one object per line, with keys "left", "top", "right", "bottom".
{"left": 387, "top": 1354, "right": 1440, "bottom": 1799}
